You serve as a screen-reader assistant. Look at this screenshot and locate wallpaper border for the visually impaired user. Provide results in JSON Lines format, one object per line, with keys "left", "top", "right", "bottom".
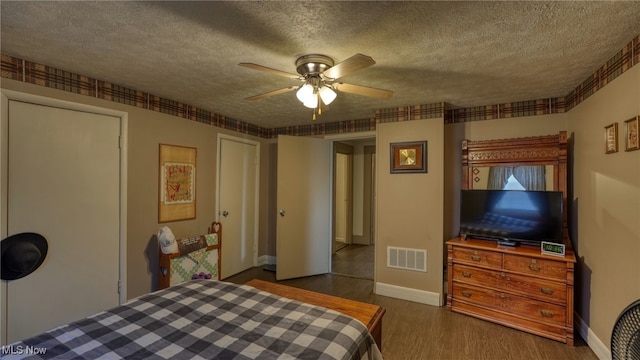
{"left": 1, "top": 35, "right": 637, "bottom": 138}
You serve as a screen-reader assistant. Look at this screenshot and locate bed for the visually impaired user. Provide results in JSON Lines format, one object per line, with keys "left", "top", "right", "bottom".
{"left": 4, "top": 223, "right": 383, "bottom": 359}
{"left": 4, "top": 280, "right": 383, "bottom": 359}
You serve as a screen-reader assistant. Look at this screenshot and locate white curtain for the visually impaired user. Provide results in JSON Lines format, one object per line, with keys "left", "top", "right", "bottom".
{"left": 488, "top": 166, "right": 546, "bottom": 190}
{"left": 513, "top": 166, "right": 546, "bottom": 190}
{"left": 487, "top": 167, "right": 512, "bottom": 189}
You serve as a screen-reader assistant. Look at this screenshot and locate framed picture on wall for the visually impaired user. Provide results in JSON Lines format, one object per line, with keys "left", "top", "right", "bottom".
{"left": 604, "top": 123, "right": 618, "bottom": 154}
{"left": 159, "top": 143, "right": 197, "bottom": 222}
{"left": 390, "top": 141, "right": 427, "bottom": 173}
{"left": 624, "top": 116, "right": 639, "bottom": 152}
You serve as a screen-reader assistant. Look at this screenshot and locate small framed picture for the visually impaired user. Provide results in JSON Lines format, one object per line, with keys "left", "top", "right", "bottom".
{"left": 604, "top": 123, "right": 618, "bottom": 154}
{"left": 390, "top": 141, "right": 427, "bottom": 173}
{"left": 623, "top": 116, "right": 639, "bottom": 152}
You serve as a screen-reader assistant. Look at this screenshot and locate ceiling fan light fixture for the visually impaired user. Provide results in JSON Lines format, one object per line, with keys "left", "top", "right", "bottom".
{"left": 303, "top": 94, "right": 318, "bottom": 109}
{"left": 296, "top": 83, "right": 315, "bottom": 103}
{"left": 241, "top": 53, "right": 391, "bottom": 120}
{"left": 318, "top": 85, "right": 337, "bottom": 105}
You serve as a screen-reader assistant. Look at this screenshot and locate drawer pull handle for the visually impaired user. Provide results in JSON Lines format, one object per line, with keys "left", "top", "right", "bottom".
{"left": 528, "top": 264, "right": 541, "bottom": 271}
{"left": 462, "top": 271, "right": 472, "bottom": 278}
{"left": 500, "top": 272, "right": 506, "bottom": 278}
{"left": 499, "top": 293, "right": 508, "bottom": 299}
{"left": 461, "top": 290, "right": 472, "bottom": 298}
{"left": 540, "top": 287, "right": 555, "bottom": 295}
{"left": 471, "top": 255, "right": 481, "bottom": 262}
{"left": 540, "top": 310, "right": 555, "bottom": 318}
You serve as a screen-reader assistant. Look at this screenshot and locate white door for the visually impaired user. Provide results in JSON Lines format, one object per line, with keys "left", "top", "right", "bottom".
{"left": 217, "top": 136, "right": 259, "bottom": 279}
{"left": 276, "top": 135, "right": 332, "bottom": 280}
{"left": 3, "top": 100, "right": 121, "bottom": 343}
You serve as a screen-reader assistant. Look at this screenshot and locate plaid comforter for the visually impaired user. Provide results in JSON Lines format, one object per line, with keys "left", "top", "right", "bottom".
{"left": 4, "top": 280, "right": 382, "bottom": 360}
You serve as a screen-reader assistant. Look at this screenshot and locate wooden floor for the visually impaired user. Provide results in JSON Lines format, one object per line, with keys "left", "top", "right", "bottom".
{"left": 332, "top": 244, "right": 374, "bottom": 279}
{"left": 226, "top": 267, "right": 598, "bottom": 360}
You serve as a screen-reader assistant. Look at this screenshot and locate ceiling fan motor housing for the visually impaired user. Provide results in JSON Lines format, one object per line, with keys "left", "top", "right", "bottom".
{"left": 295, "top": 54, "right": 334, "bottom": 78}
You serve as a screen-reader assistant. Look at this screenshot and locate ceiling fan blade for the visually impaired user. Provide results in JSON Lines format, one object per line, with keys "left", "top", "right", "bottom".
{"left": 245, "top": 86, "right": 298, "bottom": 101}
{"left": 322, "top": 54, "right": 376, "bottom": 80}
{"left": 238, "top": 63, "right": 301, "bottom": 79}
{"left": 333, "top": 82, "right": 393, "bottom": 99}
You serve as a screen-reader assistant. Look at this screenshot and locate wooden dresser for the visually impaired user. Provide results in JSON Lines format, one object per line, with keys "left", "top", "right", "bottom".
{"left": 447, "top": 236, "right": 576, "bottom": 344}
{"left": 449, "top": 131, "right": 577, "bottom": 344}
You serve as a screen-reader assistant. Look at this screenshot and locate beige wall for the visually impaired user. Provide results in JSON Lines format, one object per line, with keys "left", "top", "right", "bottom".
{"left": 4, "top": 64, "right": 639, "bottom": 353}
{"left": 0, "top": 79, "right": 273, "bottom": 299}
{"left": 376, "top": 119, "right": 444, "bottom": 302}
{"left": 566, "top": 65, "right": 640, "bottom": 349}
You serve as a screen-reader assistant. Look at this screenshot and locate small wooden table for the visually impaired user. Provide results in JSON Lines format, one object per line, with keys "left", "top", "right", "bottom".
{"left": 246, "top": 279, "right": 386, "bottom": 350}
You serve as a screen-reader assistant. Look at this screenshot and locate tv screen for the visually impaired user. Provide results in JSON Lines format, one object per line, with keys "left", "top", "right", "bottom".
{"left": 459, "top": 190, "right": 563, "bottom": 245}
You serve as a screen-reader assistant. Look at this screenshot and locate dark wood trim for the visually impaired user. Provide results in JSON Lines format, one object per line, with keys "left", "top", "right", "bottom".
{"left": 462, "top": 131, "right": 569, "bottom": 230}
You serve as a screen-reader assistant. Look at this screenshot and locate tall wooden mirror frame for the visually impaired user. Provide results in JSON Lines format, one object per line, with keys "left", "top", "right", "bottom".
{"left": 461, "top": 131, "right": 569, "bottom": 237}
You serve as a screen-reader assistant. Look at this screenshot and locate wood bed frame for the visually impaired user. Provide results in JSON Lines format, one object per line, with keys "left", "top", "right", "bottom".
{"left": 157, "top": 222, "right": 386, "bottom": 350}
{"left": 247, "top": 279, "right": 386, "bottom": 351}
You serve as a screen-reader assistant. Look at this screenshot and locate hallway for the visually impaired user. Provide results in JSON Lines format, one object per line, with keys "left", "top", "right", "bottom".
{"left": 332, "top": 244, "right": 374, "bottom": 280}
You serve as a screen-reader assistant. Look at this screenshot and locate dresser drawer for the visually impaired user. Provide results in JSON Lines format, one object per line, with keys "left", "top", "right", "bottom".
{"left": 452, "top": 247, "right": 502, "bottom": 269}
{"left": 450, "top": 300, "right": 570, "bottom": 342}
{"left": 452, "top": 264, "right": 566, "bottom": 304}
{"left": 452, "top": 283, "right": 566, "bottom": 326}
{"left": 503, "top": 254, "right": 567, "bottom": 280}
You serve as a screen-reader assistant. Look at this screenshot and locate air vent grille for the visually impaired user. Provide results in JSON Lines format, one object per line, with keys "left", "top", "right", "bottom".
{"left": 387, "top": 246, "right": 427, "bottom": 272}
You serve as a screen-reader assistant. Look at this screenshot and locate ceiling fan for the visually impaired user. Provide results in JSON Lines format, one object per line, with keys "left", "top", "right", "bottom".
{"left": 239, "top": 54, "right": 393, "bottom": 120}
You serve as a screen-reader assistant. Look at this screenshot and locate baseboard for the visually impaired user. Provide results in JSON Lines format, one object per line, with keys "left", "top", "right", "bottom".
{"left": 257, "top": 255, "right": 276, "bottom": 267}
{"left": 375, "top": 282, "right": 441, "bottom": 306}
{"left": 576, "top": 313, "right": 611, "bottom": 360}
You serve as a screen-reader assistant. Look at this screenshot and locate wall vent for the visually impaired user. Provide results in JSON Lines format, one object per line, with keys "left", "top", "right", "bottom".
{"left": 387, "top": 246, "right": 427, "bottom": 272}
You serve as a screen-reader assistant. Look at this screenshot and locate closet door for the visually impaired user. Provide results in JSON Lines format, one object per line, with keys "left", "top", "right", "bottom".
{"left": 217, "top": 135, "right": 259, "bottom": 279}
{"left": 4, "top": 100, "right": 121, "bottom": 343}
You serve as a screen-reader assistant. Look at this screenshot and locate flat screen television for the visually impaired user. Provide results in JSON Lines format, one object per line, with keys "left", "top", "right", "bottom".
{"left": 459, "top": 189, "right": 563, "bottom": 246}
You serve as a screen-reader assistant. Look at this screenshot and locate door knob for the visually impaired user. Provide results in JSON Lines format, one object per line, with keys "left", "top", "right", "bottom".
{"left": 279, "top": 210, "right": 286, "bottom": 217}
{"left": 222, "top": 210, "right": 229, "bottom": 217}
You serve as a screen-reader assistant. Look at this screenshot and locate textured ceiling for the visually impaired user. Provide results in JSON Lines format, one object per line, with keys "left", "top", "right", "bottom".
{"left": 1, "top": 1, "right": 639, "bottom": 128}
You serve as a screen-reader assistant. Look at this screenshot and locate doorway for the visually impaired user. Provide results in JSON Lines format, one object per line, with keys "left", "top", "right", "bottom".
{"left": 333, "top": 142, "right": 353, "bottom": 253}
{"left": 331, "top": 140, "right": 376, "bottom": 280}
{"left": 274, "top": 134, "right": 374, "bottom": 281}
